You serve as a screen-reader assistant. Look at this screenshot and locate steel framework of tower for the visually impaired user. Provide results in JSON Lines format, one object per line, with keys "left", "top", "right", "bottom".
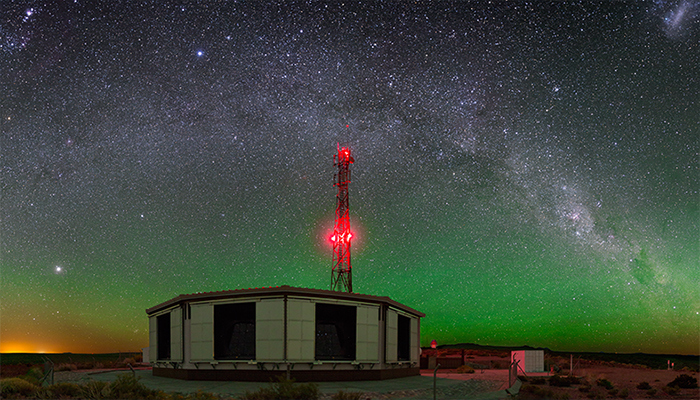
{"left": 331, "top": 145, "right": 354, "bottom": 292}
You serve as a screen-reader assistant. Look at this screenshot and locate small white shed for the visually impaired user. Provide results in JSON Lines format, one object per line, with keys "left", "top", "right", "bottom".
{"left": 511, "top": 350, "right": 544, "bottom": 372}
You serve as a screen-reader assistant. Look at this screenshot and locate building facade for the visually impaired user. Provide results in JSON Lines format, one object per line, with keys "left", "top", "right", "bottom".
{"left": 146, "top": 286, "right": 424, "bottom": 381}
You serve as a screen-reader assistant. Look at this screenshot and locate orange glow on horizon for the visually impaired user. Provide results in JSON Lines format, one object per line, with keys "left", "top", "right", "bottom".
{"left": 0, "top": 342, "right": 57, "bottom": 353}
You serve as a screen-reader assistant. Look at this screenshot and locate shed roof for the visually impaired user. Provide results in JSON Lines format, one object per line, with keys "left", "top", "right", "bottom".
{"left": 146, "top": 285, "right": 425, "bottom": 317}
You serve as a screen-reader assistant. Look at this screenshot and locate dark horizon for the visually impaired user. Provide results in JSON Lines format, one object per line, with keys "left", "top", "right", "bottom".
{"left": 3, "top": 341, "right": 700, "bottom": 358}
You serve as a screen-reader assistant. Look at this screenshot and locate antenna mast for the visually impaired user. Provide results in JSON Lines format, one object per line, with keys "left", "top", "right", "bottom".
{"left": 331, "top": 145, "right": 354, "bottom": 292}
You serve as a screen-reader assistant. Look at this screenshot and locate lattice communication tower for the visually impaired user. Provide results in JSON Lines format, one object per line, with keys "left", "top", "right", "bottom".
{"left": 331, "top": 145, "right": 354, "bottom": 292}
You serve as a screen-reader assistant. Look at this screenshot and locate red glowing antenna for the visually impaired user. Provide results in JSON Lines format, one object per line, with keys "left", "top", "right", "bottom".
{"left": 331, "top": 144, "right": 354, "bottom": 292}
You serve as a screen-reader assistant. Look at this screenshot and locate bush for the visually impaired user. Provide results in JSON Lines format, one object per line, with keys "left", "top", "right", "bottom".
{"left": 57, "top": 363, "right": 78, "bottom": 371}
{"left": 456, "top": 365, "right": 475, "bottom": 374}
{"left": 646, "top": 388, "right": 657, "bottom": 396}
{"left": 549, "top": 375, "right": 571, "bottom": 387}
{"left": 81, "top": 380, "right": 110, "bottom": 399}
{"left": 530, "top": 377, "right": 546, "bottom": 385}
{"left": 45, "top": 382, "right": 83, "bottom": 398}
{"left": 636, "top": 381, "right": 651, "bottom": 390}
{"left": 668, "top": 373, "right": 698, "bottom": 389}
{"left": 662, "top": 385, "right": 680, "bottom": 395}
{"left": 123, "top": 357, "right": 136, "bottom": 365}
{"left": 240, "top": 375, "right": 319, "bottom": 400}
{"left": 183, "top": 390, "right": 222, "bottom": 400}
{"left": 24, "top": 366, "right": 45, "bottom": 384}
{"left": 596, "top": 378, "right": 613, "bottom": 390}
{"left": 331, "top": 390, "right": 364, "bottom": 400}
{"left": 519, "top": 384, "right": 556, "bottom": 399}
{"left": 586, "top": 390, "right": 605, "bottom": 400}
{"left": 549, "top": 374, "right": 580, "bottom": 387}
{"left": 0, "top": 377, "right": 39, "bottom": 398}
{"left": 108, "top": 373, "right": 160, "bottom": 399}
{"left": 617, "top": 388, "right": 629, "bottom": 398}
{"left": 578, "top": 384, "right": 591, "bottom": 392}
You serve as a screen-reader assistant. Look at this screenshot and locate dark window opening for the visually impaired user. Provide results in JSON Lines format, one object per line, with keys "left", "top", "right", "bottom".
{"left": 157, "top": 313, "right": 171, "bottom": 360}
{"left": 397, "top": 315, "right": 411, "bottom": 361}
{"left": 214, "top": 302, "right": 256, "bottom": 360}
{"left": 315, "top": 303, "right": 356, "bottom": 360}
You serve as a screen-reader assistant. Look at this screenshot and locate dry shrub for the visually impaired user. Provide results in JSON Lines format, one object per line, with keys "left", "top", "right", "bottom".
{"left": 240, "top": 375, "right": 319, "bottom": 400}
{"left": 57, "top": 363, "right": 78, "bottom": 371}
{"left": 585, "top": 389, "right": 605, "bottom": 400}
{"left": 77, "top": 361, "right": 95, "bottom": 370}
{"left": 529, "top": 377, "right": 546, "bottom": 385}
{"left": 595, "top": 378, "right": 613, "bottom": 390}
{"left": 176, "top": 390, "right": 222, "bottom": 400}
{"left": 636, "top": 381, "right": 651, "bottom": 390}
{"left": 662, "top": 385, "right": 680, "bottom": 395}
{"left": 456, "top": 365, "right": 475, "bottom": 374}
{"left": 108, "top": 373, "right": 161, "bottom": 399}
{"left": 519, "top": 384, "right": 569, "bottom": 400}
{"left": 668, "top": 373, "right": 698, "bottom": 389}
{"left": 331, "top": 390, "right": 364, "bottom": 400}
{"left": 0, "top": 377, "right": 39, "bottom": 398}
{"left": 21, "top": 366, "right": 44, "bottom": 386}
{"left": 45, "top": 382, "right": 83, "bottom": 398}
{"left": 549, "top": 374, "right": 580, "bottom": 387}
{"left": 81, "top": 380, "right": 110, "bottom": 399}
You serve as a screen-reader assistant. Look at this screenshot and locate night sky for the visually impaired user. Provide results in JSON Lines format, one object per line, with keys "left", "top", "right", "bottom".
{"left": 2, "top": 1, "right": 698, "bottom": 355}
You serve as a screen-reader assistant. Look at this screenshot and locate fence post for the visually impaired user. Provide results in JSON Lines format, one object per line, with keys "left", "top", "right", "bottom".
{"left": 433, "top": 363, "right": 441, "bottom": 400}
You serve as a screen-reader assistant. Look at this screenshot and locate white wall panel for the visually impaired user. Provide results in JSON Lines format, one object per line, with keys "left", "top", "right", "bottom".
{"left": 256, "top": 299, "right": 284, "bottom": 361}
{"left": 170, "top": 307, "right": 183, "bottom": 361}
{"left": 286, "top": 299, "right": 315, "bottom": 361}
{"left": 190, "top": 303, "right": 213, "bottom": 361}
{"left": 410, "top": 317, "right": 419, "bottom": 363}
{"left": 385, "top": 309, "right": 398, "bottom": 362}
{"left": 148, "top": 316, "right": 157, "bottom": 363}
{"left": 356, "top": 305, "right": 379, "bottom": 361}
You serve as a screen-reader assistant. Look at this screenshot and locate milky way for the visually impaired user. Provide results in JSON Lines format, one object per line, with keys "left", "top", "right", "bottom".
{"left": 1, "top": 1, "right": 698, "bottom": 354}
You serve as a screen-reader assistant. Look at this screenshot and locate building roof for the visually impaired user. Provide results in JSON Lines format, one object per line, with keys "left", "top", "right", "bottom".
{"left": 146, "top": 285, "right": 425, "bottom": 317}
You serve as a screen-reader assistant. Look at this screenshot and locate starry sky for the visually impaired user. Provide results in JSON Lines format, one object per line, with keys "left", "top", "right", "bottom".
{"left": 1, "top": 1, "right": 698, "bottom": 355}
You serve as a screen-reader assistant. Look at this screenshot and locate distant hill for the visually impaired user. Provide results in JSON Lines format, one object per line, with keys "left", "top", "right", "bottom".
{"left": 0, "top": 352, "right": 141, "bottom": 366}
{"left": 424, "top": 343, "right": 699, "bottom": 371}
{"left": 436, "top": 342, "right": 545, "bottom": 352}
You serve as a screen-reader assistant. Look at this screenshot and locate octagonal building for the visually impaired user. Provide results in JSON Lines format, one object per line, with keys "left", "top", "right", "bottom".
{"left": 146, "top": 285, "right": 424, "bottom": 381}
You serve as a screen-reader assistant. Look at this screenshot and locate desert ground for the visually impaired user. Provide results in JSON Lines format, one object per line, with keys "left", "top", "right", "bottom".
{"left": 3, "top": 350, "right": 698, "bottom": 399}
{"left": 425, "top": 364, "right": 699, "bottom": 399}
{"left": 45, "top": 365, "right": 699, "bottom": 399}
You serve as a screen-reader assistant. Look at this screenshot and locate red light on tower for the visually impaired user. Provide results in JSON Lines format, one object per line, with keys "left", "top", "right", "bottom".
{"left": 331, "top": 144, "right": 354, "bottom": 292}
